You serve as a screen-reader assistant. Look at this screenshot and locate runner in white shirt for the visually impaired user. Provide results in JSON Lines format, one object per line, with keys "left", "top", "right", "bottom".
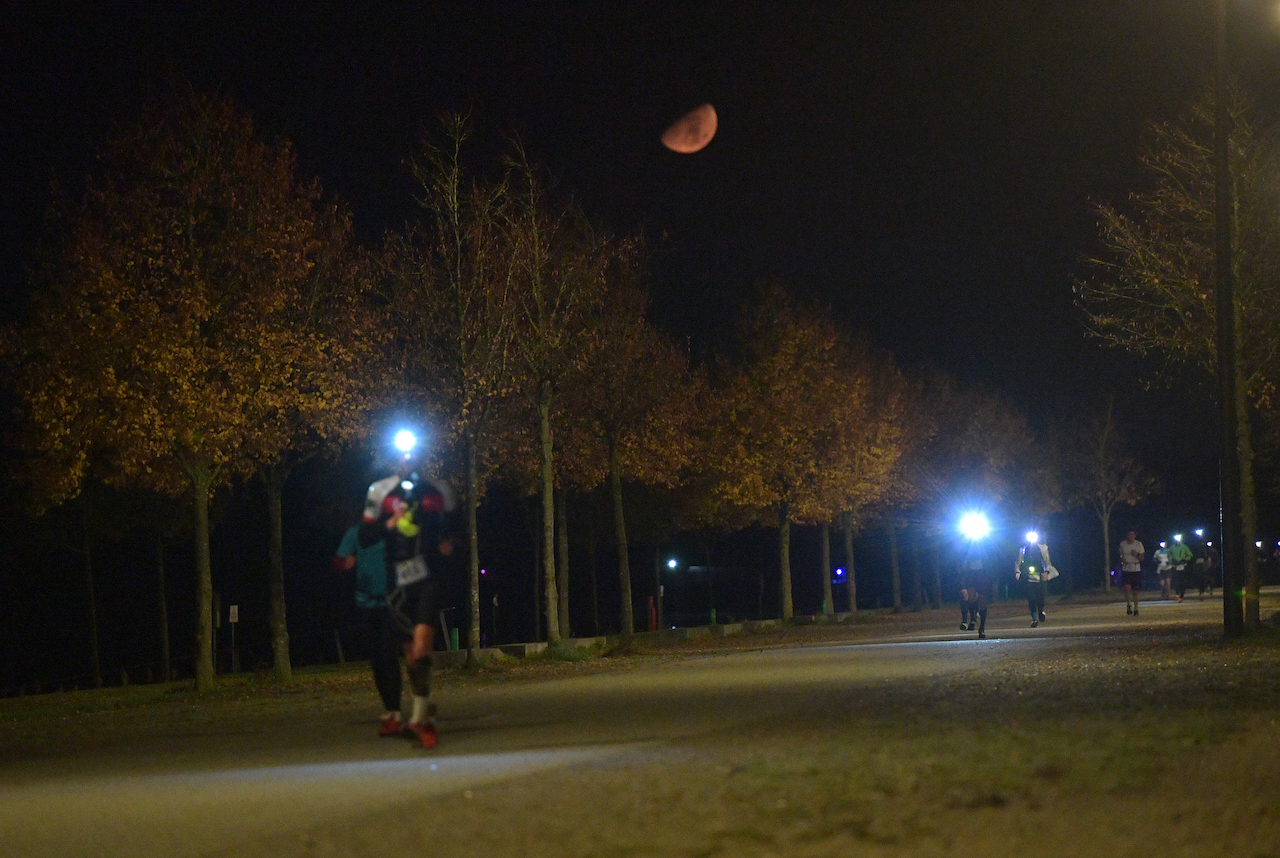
{"left": 1118, "top": 531, "right": 1144, "bottom": 616}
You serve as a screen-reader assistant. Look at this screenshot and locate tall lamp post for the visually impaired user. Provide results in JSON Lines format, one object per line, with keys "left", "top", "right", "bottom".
{"left": 1214, "top": 0, "right": 1245, "bottom": 637}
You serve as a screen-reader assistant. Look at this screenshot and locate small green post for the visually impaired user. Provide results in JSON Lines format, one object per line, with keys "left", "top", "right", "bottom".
{"left": 449, "top": 627, "right": 459, "bottom": 651}
{"left": 709, "top": 608, "right": 717, "bottom": 626}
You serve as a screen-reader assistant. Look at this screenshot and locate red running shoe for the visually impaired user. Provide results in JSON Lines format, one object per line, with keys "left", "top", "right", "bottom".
{"left": 407, "top": 719, "right": 438, "bottom": 749}
{"left": 378, "top": 713, "right": 404, "bottom": 737}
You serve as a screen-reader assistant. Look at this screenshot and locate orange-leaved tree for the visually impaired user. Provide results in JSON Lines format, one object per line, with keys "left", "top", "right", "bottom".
{"left": 11, "top": 91, "right": 352, "bottom": 690}
{"left": 568, "top": 255, "right": 697, "bottom": 637}
{"left": 245, "top": 201, "right": 381, "bottom": 682}
{"left": 711, "top": 286, "right": 881, "bottom": 620}
{"left": 813, "top": 347, "right": 910, "bottom": 615}
{"left": 507, "top": 150, "right": 611, "bottom": 643}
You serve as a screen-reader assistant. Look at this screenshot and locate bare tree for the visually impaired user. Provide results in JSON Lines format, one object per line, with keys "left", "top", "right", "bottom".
{"left": 384, "top": 115, "right": 522, "bottom": 660}
{"left": 1061, "top": 397, "right": 1158, "bottom": 588}
{"left": 1077, "top": 92, "right": 1275, "bottom": 625}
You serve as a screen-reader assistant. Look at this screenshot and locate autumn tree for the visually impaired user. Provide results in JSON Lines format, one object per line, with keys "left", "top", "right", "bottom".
{"left": 10, "top": 91, "right": 350, "bottom": 690}
{"left": 382, "top": 116, "right": 522, "bottom": 660}
{"left": 507, "top": 152, "right": 610, "bottom": 643}
{"left": 567, "top": 258, "right": 697, "bottom": 637}
{"left": 896, "top": 373, "right": 1042, "bottom": 514}
{"left": 818, "top": 350, "right": 910, "bottom": 614}
{"left": 488, "top": 396, "right": 606, "bottom": 640}
{"left": 711, "top": 286, "right": 881, "bottom": 621}
{"left": 244, "top": 202, "right": 378, "bottom": 682}
{"left": 1077, "top": 92, "right": 1277, "bottom": 624}
{"left": 888, "top": 372, "right": 1045, "bottom": 601}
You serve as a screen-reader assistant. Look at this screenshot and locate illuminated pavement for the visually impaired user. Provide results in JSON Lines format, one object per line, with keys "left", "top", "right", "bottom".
{"left": 0, "top": 592, "right": 1259, "bottom": 857}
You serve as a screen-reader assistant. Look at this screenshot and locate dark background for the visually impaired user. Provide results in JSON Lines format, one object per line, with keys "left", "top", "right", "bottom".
{"left": 4, "top": 1, "right": 1279, "bottom": 689}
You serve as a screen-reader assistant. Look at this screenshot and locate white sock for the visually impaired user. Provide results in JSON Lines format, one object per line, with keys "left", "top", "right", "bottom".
{"left": 384, "top": 710, "right": 400, "bottom": 721}
{"left": 410, "top": 695, "right": 431, "bottom": 724}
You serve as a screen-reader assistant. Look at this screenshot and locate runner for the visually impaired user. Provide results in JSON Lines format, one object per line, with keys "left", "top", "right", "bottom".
{"left": 333, "top": 520, "right": 401, "bottom": 735}
{"left": 357, "top": 435, "right": 457, "bottom": 749}
{"left": 1118, "top": 530, "right": 1144, "bottom": 616}
{"left": 1153, "top": 541, "right": 1172, "bottom": 600}
{"left": 1015, "top": 530, "right": 1056, "bottom": 627}
{"left": 956, "top": 513, "right": 994, "bottom": 640}
{"left": 1168, "top": 534, "right": 1191, "bottom": 603}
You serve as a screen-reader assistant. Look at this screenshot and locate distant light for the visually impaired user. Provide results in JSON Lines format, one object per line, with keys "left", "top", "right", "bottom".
{"left": 667, "top": 558, "right": 678, "bottom": 569}
{"left": 1174, "top": 534, "right": 1183, "bottom": 542}
{"left": 1025, "top": 530, "right": 1040, "bottom": 544}
{"left": 834, "top": 567, "right": 845, "bottom": 576}
{"left": 1256, "top": 541, "right": 1263, "bottom": 549}
{"left": 1207, "top": 541, "right": 1214, "bottom": 547}
{"left": 1195, "top": 528, "right": 1205, "bottom": 538}
{"left": 401, "top": 480, "right": 415, "bottom": 491}
{"left": 959, "top": 512, "right": 991, "bottom": 541}
{"left": 480, "top": 568, "right": 486, "bottom": 576}
{"left": 394, "top": 429, "right": 418, "bottom": 453}
{"left": 1160, "top": 542, "right": 1167, "bottom": 548}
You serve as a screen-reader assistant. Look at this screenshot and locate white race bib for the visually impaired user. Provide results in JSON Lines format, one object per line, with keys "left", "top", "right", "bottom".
{"left": 394, "top": 555, "right": 429, "bottom": 586}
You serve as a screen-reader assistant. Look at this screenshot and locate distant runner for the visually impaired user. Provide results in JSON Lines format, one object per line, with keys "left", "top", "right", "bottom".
{"left": 1015, "top": 530, "right": 1056, "bottom": 628}
{"left": 1119, "top": 531, "right": 1144, "bottom": 617}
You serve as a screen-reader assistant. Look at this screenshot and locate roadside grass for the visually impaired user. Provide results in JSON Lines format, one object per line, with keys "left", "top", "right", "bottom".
{"left": 666, "top": 627, "right": 1280, "bottom": 846}
{"left": 402, "top": 629, "right": 1280, "bottom": 858}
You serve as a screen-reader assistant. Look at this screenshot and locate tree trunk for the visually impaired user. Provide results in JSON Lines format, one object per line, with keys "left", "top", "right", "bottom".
{"left": 930, "top": 536, "right": 943, "bottom": 609}
{"left": 84, "top": 540, "right": 102, "bottom": 689}
{"left": 587, "top": 505, "right": 600, "bottom": 636}
{"left": 909, "top": 527, "right": 924, "bottom": 611}
{"left": 156, "top": 534, "right": 170, "bottom": 683}
{"left": 532, "top": 536, "right": 542, "bottom": 641}
{"left": 820, "top": 522, "right": 833, "bottom": 616}
{"left": 653, "top": 545, "right": 663, "bottom": 630}
{"left": 1238, "top": 389, "right": 1260, "bottom": 630}
{"left": 556, "top": 487, "right": 570, "bottom": 639}
{"left": 609, "top": 437, "right": 634, "bottom": 638}
{"left": 704, "top": 538, "right": 716, "bottom": 623}
{"left": 191, "top": 462, "right": 215, "bottom": 691}
{"left": 842, "top": 510, "right": 857, "bottom": 612}
{"left": 466, "top": 439, "right": 482, "bottom": 660}
{"left": 778, "top": 503, "right": 793, "bottom": 621}
{"left": 263, "top": 465, "right": 291, "bottom": 683}
{"left": 1099, "top": 504, "right": 1112, "bottom": 590}
{"left": 537, "top": 382, "right": 560, "bottom": 643}
{"left": 888, "top": 523, "right": 902, "bottom": 612}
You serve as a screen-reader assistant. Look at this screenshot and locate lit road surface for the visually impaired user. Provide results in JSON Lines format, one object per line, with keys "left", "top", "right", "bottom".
{"left": 0, "top": 747, "right": 624, "bottom": 857}
{"left": 0, "top": 594, "right": 1238, "bottom": 857}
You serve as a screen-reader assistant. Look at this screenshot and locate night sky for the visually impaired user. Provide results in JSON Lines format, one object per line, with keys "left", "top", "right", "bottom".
{"left": 4, "top": 2, "right": 1280, "bottom": 682}
{"left": 10, "top": 2, "right": 1280, "bottom": 389}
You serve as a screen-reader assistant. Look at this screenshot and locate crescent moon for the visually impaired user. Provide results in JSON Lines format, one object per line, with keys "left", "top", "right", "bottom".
{"left": 661, "top": 103, "right": 717, "bottom": 154}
